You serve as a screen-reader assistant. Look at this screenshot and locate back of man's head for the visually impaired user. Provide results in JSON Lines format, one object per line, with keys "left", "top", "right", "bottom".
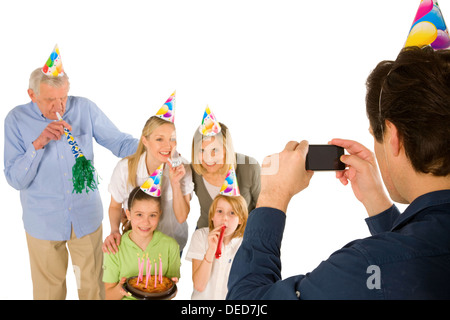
{"left": 366, "top": 46, "right": 450, "bottom": 177}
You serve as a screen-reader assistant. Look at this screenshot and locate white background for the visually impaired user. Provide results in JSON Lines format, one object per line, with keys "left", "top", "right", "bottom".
{"left": 0, "top": 0, "right": 432, "bottom": 299}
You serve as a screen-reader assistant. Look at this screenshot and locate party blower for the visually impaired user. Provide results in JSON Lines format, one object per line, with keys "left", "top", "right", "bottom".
{"left": 56, "top": 112, "right": 98, "bottom": 194}
{"left": 215, "top": 225, "right": 227, "bottom": 259}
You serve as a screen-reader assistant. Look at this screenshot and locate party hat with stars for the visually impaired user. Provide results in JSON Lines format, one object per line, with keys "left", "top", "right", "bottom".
{"left": 199, "top": 106, "right": 221, "bottom": 137}
{"left": 405, "top": 0, "right": 450, "bottom": 50}
{"left": 155, "top": 91, "right": 175, "bottom": 123}
{"left": 219, "top": 165, "right": 240, "bottom": 197}
{"left": 140, "top": 164, "right": 164, "bottom": 197}
{"left": 42, "top": 44, "right": 64, "bottom": 76}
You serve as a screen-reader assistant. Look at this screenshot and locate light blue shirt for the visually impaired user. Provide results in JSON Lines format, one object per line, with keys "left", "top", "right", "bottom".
{"left": 4, "top": 96, "right": 138, "bottom": 240}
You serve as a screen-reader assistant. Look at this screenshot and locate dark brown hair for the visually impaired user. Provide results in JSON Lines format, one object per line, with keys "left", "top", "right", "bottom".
{"left": 122, "top": 187, "right": 162, "bottom": 233}
{"left": 366, "top": 46, "right": 450, "bottom": 176}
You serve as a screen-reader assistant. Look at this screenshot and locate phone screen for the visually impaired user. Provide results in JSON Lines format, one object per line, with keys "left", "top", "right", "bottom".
{"left": 305, "top": 145, "right": 345, "bottom": 171}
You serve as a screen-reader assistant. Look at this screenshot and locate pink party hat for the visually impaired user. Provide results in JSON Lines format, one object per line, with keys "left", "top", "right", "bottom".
{"left": 42, "top": 45, "right": 64, "bottom": 76}
{"left": 405, "top": 0, "right": 450, "bottom": 50}
{"left": 140, "top": 164, "right": 164, "bottom": 197}
{"left": 155, "top": 91, "right": 175, "bottom": 123}
{"left": 199, "top": 106, "right": 221, "bottom": 137}
{"left": 219, "top": 165, "right": 240, "bottom": 197}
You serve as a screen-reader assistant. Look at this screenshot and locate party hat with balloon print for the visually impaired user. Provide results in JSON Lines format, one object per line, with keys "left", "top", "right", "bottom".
{"left": 42, "top": 44, "right": 64, "bottom": 76}
{"left": 405, "top": 0, "right": 450, "bottom": 50}
{"left": 199, "top": 105, "right": 221, "bottom": 137}
{"left": 219, "top": 165, "right": 240, "bottom": 197}
{"left": 155, "top": 91, "right": 175, "bottom": 123}
{"left": 140, "top": 164, "right": 164, "bottom": 197}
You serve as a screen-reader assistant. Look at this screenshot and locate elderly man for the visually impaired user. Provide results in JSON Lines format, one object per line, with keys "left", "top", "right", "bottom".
{"left": 3, "top": 46, "right": 138, "bottom": 299}
{"left": 227, "top": 46, "right": 450, "bottom": 299}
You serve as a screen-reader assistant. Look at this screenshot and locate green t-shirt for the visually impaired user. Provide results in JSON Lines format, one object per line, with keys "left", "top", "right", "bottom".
{"left": 103, "top": 230, "right": 180, "bottom": 300}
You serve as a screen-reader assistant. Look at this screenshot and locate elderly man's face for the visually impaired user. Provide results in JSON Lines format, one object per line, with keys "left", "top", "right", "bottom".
{"left": 28, "top": 81, "right": 69, "bottom": 120}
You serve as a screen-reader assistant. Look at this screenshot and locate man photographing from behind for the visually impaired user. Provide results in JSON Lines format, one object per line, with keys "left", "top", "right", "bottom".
{"left": 227, "top": 46, "right": 450, "bottom": 299}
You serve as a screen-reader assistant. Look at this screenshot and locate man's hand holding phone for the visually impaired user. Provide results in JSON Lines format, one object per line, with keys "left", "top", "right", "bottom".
{"left": 331, "top": 138, "right": 392, "bottom": 217}
{"left": 257, "top": 140, "right": 314, "bottom": 213}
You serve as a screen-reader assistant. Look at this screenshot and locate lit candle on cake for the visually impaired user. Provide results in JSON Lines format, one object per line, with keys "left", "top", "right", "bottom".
{"left": 136, "top": 255, "right": 140, "bottom": 285}
{"left": 136, "top": 254, "right": 144, "bottom": 285}
{"left": 159, "top": 254, "right": 162, "bottom": 284}
{"left": 145, "top": 255, "right": 151, "bottom": 289}
{"left": 154, "top": 260, "right": 157, "bottom": 288}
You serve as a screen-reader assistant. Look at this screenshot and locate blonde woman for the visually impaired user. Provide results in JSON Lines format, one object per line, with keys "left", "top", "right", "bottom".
{"left": 191, "top": 123, "right": 260, "bottom": 229}
{"left": 103, "top": 116, "right": 193, "bottom": 254}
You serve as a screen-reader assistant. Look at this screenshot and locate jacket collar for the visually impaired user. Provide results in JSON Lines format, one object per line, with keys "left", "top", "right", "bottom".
{"left": 392, "top": 189, "right": 450, "bottom": 230}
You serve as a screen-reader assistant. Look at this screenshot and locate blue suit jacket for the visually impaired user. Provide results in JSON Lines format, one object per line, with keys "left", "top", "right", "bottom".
{"left": 227, "top": 190, "right": 450, "bottom": 299}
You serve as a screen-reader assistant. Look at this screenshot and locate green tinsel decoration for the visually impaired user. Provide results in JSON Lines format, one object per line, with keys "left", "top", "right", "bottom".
{"left": 71, "top": 156, "right": 98, "bottom": 194}
{"left": 56, "top": 112, "right": 99, "bottom": 194}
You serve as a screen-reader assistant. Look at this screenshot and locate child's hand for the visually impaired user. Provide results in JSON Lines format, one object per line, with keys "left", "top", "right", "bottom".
{"left": 171, "top": 277, "right": 179, "bottom": 284}
{"left": 118, "top": 277, "right": 130, "bottom": 297}
{"left": 206, "top": 225, "right": 224, "bottom": 258}
{"left": 105, "top": 277, "right": 131, "bottom": 300}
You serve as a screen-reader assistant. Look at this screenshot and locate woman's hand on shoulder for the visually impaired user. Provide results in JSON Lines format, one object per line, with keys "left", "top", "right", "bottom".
{"left": 102, "top": 231, "right": 122, "bottom": 254}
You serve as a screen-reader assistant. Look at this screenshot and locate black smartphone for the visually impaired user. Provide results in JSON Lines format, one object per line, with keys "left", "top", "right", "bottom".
{"left": 305, "top": 145, "right": 345, "bottom": 171}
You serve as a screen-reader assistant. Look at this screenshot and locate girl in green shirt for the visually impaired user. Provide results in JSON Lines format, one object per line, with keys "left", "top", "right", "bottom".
{"left": 103, "top": 187, "right": 181, "bottom": 300}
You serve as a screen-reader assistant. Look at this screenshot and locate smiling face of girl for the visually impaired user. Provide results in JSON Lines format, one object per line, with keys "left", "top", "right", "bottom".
{"left": 126, "top": 190, "right": 162, "bottom": 241}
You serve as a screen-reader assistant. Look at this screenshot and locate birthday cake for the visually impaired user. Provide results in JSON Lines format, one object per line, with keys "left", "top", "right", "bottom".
{"left": 125, "top": 276, "right": 176, "bottom": 300}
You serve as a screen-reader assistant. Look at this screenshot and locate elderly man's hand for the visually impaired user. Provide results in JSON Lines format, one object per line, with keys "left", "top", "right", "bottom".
{"left": 32, "top": 120, "right": 71, "bottom": 150}
{"left": 256, "top": 140, "right": 314, "bottom": 213}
